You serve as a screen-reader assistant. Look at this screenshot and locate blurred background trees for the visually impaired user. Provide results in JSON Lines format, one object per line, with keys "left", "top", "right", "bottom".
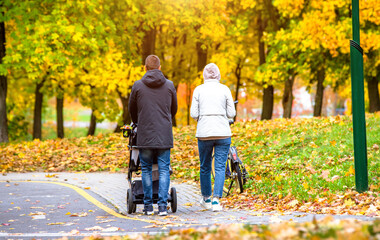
{"left": 0, "top": 0, "right": 379, "bottom": 142}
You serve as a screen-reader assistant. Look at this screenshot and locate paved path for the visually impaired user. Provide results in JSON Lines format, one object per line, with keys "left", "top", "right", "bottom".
{"left": 0, "top": 172, "right": 377, "bottom": 238}
{"left": 0, "top": 181, "right": 150, "bottom": 238}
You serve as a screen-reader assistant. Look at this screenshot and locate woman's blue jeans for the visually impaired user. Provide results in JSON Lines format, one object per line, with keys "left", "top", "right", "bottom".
{"left": 198, "top": 137, "right": 231, "bottom": 198}
{"left": 139, "top": 149, "right": 171, "bottom": 209}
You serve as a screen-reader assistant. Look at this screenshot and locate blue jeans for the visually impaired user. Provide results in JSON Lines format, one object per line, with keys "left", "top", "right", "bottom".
{"left": 198, "top": 138, "right": 231, "bottom": 198}
{"left": 139, "top": 149, "right": 171, "bottom": 208}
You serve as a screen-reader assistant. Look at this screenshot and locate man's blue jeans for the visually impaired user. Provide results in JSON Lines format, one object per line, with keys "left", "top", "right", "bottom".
{"left": 198, "top": 138, "right": 231, "bottom": 198}
{"left": 139, "top": 149, "right": 171, "bottom": 209}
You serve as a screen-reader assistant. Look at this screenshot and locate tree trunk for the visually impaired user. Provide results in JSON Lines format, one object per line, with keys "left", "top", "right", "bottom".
{"left": 313, "top": 68, "right": 325, "bottom": 117}
{"left": 261, "top": 86, "right": 274, "bottom": 120}
{"left": 282, "top": 76, "right": 295, "bottom": 118}
{"left": 56, "top": 96, "right": 64, "bottom": 138}
{"left": 0, "top": 19, "right": 8, "bottom": 143}
{"left": 141, "top": 27, "right": 156, "bottom": 64}
{"left": 0, "top": 75, "right": 6, "bottom": 143}
{"left": 196, "top": 42, "right": 207, "bottom": 72}
{"left": 258, "top": 12, "right": 273, "bottom": 120}
{"left": 114, "top": 91, "right": 131, "bottom": 133}
{"left": 87, "top": 110, "right": 97, "bottom": 136}
{"left": 368, "top": 76, "right": 380, "bottom": 113}
{"left": 33, "top": 80, "right": 45, "bottom": 140}
{"left": 234, "top": 61, "right": 242, "bottom": 121}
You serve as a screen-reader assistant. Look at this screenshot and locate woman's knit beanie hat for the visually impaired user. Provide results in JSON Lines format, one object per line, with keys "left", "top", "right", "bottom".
{"left": 203, "top": 63, "right": 221, "bottom": 81}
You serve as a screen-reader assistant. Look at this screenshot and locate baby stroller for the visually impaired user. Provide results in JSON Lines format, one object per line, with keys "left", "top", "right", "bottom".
{"left": 122, "top": 123, "right": 177, "bottom": 214}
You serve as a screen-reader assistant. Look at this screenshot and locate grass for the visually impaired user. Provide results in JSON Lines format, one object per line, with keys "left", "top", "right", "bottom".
{"left": 44, "top": 102, "right": 92, "bottom": 123}
{"left": 231, "top": 114, "right": 380, "bottom": 201}
{"left": 41, "top": 121, "right": 113, "bottom": 140}
{"left": 170, "top": 113, "right": 380, "bottom": 205}
{"left": 13, "top": 122, "right": 113, "bottom": 142}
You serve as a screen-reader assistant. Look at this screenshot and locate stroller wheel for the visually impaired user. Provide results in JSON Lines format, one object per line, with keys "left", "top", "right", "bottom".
{"left": 127, "top": 188, "right": 136, "bottom": 214}
{"left": 132, "top": 204, "right": 136, "bottom": 213}
{"left": 170, "top": 187, "right": 177, "bottom": 213}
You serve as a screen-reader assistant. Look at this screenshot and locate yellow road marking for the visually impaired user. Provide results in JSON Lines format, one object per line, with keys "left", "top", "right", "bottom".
{"left": 1, "top": 180, "right": 159, "bottom": 224}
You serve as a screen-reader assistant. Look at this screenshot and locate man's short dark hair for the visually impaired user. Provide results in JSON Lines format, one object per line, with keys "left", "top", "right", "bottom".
{"left": 145, "top": 55, "right": 160, "bottom": 70}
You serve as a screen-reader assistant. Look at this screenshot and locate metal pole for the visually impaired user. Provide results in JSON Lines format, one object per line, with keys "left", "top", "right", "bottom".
{"left": 350, "top": 0, "right": 368, "bottom": 192}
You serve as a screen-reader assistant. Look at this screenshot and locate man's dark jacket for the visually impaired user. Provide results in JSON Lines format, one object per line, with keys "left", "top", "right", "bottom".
{"left": 128, "top": 69, "right": 178, "bottom": 149}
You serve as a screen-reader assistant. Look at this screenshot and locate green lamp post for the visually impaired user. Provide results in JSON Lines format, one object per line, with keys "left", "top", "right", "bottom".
{"left": 350, "top": 0, "right": 368, "bottom": 192}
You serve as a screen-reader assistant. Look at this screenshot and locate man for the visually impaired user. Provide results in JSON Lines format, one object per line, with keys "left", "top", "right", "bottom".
{"left": 128, "top": 55, "right": 178, "bottom": 216}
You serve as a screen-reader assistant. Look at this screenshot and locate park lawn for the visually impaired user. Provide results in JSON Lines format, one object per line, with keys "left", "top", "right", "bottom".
{"left": 1, "top": 113, "right": 379, "bottom": 216}
{"left": 41, "top": 121, "right": 113, "bottom": 140}
{"left": 44, "top": 106, "right": 92, "bottom": 123}
{"left": 172, "top": 113, "right": 380, "bottom": 215}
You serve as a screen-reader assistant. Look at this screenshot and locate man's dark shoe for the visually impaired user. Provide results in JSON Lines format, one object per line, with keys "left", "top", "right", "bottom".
{"left": 143, "top": 205, "right": 154, "bottom": 215}
{"left": 158, "top": 205, "right": 168, "bottom": 216}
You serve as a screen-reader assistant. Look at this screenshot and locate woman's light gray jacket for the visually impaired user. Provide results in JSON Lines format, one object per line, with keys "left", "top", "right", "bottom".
{"left": 190, "top": 78, "right": 236, "bottom": 138}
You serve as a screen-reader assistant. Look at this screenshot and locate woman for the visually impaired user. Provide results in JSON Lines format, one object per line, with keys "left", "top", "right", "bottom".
{"left": 190, "top": 63, "right": 236, "bottom": 211}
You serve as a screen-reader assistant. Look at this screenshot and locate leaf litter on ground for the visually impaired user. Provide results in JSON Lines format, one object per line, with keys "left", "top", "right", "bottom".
{"left": 49, "top": 216, "right": 380, "bottom": 240}
{"left": 1, "top": 114, "right": 380, "bottom": 216}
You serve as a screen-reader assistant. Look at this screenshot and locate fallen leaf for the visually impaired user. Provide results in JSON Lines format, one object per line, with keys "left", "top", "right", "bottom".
{"left": 345, "top": 166, "right": 355, "bottom": 176}
{"left": 47, "top": 222, "right": 66, "bottom": 225}
{"left": 330, "top": 175, "right": 340, "bottom": 182}
{"left": 143, "top": 224, "right": 160, "bottom": 229}
{"left": 68, "top": 230, "right": 80, "bottom": 235}
{"left": 97, "top": 219, "right": 116, "bottom": 224}
{"left": 287, "top": 200, "right": 299, "bottom": 207}
{"left": 344, "top": 199, "right": 355, "bottom": 208}
{"left": 103, "top": 227, "right": 120, "bottom": 232}
{"left": 320, "top": 170, "right": 330, "bottom": 180}
{"left": 69, "top": 212, "right": 88, "bottom": 217}
{"left": 85, "top": 226, "right": 104, "bottom": 231}
{"left": 45, "top": 174, "right": 58, "bottom": 178}
{"left": 29, "top": 212, "right": 45, "bottom": 216}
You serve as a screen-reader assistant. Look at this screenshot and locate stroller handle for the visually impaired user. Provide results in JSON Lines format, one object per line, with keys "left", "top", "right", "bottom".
{"left": 122, "top": 122, "right": 137, "bottom": 138}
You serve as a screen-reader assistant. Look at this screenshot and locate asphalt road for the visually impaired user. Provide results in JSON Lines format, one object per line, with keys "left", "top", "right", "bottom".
{"left": 0, "top": 181, "right": 157, "bottom": 239}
